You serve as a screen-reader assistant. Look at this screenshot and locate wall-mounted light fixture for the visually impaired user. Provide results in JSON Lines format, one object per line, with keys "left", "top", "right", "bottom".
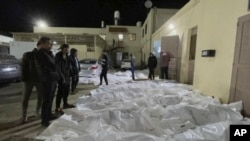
{"left": 169, "top": 24, "right": 175, "bottom": 30}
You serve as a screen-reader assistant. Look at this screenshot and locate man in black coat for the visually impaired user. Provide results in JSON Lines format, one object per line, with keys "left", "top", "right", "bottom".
{"left": 35, "top": 37, "right": 59, "bottom": 127}
{"left": 21, "top": 46, "right": 42, "bottom": 123}
{"left": 99, "top": 52, "right": 108, "bottom": 85}
{"left": 69, "top": 48, "right": 80, "bottom": 94}
{"left": 147, "top": 52, "right": 157, "bottom": 80}
{"left": 55, "top": 44, "right": 75, "bottom": 115}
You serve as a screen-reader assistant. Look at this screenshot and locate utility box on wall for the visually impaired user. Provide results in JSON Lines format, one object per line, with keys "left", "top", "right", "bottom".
{"left": 201, "top": 50, "right": 216, "bottom": 57}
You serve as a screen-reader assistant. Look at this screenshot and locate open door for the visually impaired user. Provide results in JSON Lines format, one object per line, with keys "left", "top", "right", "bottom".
{"left": 161, "top": 36, "right": 179, "bottom": 80}
{"left": 229, "top": 14, "right": 250, "bottom": 117}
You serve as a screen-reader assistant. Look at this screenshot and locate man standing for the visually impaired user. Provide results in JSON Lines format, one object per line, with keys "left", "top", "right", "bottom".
{"left": 130, "top": 53, "right": 136, "bottom": 80}
{"left": 69, "top": 48, "right": 80, "bottom": 94}
{"left": 55, "top": 44, "right": 74, "bottom": 115}
{"left": 147, "top": 52, "right": 157, "bottom": 80}
{"left": 99, "top": 52, "right": 108, "bottom": 85}
{"left": 159, "top": 50, "right": 170, "bottom": 79}
{"left": 21, "top": 45, "right": 42, "bottom": 123}
{"left": 35, "top": 37, "right": 59, "bottom": 127}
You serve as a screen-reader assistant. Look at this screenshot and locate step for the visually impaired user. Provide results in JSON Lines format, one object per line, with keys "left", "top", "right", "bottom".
{"left": 0, "top": 120, "right": 43, "bottom": 141}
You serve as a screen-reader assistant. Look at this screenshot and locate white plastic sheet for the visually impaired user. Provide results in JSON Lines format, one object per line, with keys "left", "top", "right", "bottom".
{"left": 79, "top": 70, "right": 149, "bottom": 85}
{"left": 36, "top": 71, "right": 249, "bottom": 141}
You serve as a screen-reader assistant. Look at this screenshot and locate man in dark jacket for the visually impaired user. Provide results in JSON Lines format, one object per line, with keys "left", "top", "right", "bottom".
{"left": 55, "top": 44, "right": 74, "bottom": 114}
{"left": 35, "top": 37, "right": 59, "bottom": 127}
{"left": 69, "top": 48, "right": 80, "bottom": 94}
{"left": 160, "top": 50, "right": 171, "bottom": 79}
{"left": 21, "top": 46, "right": 42, "bottom": 123}
{"left": 147, "top": 52, "right": 157, "bottom": 80}
{"left": 130, "top": 53, "right": 136, "bottom": 80}
{"left": 99, "top": 52, "right": 108, "bottom": 85}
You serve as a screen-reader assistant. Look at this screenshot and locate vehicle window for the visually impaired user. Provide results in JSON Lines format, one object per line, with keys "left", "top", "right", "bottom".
{"left": 79, "top": 60, "right": 96, "bottom": 64}
{"left": 0, "top": 58, "right": 18, "bottom": 64}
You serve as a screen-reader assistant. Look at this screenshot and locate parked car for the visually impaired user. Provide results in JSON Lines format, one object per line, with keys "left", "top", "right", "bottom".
{"left": 121, "top": 59, "right": 131, "bottom": 71}
{"left": 0, "top": 53, "right": 21, "bottom": 83}
{"left": 79, "top": 58, "right": 101, "bottom": 77}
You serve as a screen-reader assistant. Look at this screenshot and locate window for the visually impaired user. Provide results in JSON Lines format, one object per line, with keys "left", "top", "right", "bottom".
{"left": 249, "top": 0, "right": 250, "bottom": 11}
{"left": 142, "top": 29, "right": 144, "bottom": 38}
{"left": 87, "top": 43, "right": 95, "bottom": 52}
{"left": 145, "top": 24, "right": 147, "bottom": 35}
{"left": 129, "top": 33, "right": 136, "bottom": 41}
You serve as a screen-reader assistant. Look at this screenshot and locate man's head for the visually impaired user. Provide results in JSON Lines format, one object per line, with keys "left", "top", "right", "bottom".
{"left": 59, "top": 44, "right": 69, "bottom": 54}
{"left": 70, "top": 48, "right": 78, "bottom": 56}
{"left": 37, "top": 37, "right": 52, "bottom": 50}
{"left": 149, "top": 52, "right": 153, "bottom": 56}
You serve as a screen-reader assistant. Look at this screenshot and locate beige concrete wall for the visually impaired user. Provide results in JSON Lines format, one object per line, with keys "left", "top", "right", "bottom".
{"left": 141, "top": 10, "right": 154, "bottom": 64}
{"left": 142, "top": 8, "right": 178, "bottom": 66}
{"left": 152, "top": 0, "right": 249, "bottom": 103}
{"left": 153, "top": 8, "right": 179, "bottom": 32}
{"left": 34, "top": 27, "right": 101, "bottom": 34}
{"left": 105, "top": 25, "right": 141, "bottom": 66}
{"left": 70, "top": 45, "right": 87, "bottom": 60}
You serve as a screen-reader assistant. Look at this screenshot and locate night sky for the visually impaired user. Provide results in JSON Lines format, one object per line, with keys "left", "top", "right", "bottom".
{"left": 0, "top": 0, "right": 189, "bottom": 32}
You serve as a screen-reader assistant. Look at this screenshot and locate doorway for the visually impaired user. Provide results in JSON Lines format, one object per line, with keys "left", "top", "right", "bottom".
{"left": 229, "top": 14, "right": 250, "bottom": 117}
{"left": 187, "top": 27, "right": 197, "bottom": 85}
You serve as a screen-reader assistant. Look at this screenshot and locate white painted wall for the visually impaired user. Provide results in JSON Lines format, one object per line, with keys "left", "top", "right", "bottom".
{"left": 34, "top": 27, "right": 101, "bottom": 35}
{"left": 9, "top": 41, "right": 60, "bottom": 59}
{"left": 153, "top": 8, "right": 179, "bottom": 32}
{"left": 0, "top": 35, "right": 13, "bottom": 43}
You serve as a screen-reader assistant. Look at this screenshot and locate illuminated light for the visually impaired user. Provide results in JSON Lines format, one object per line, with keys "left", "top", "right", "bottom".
{"left": 118, "top": 34, "right": 124, "bottom": 40}
{"left": 169, "top": 24, "right": 175, "bottom": 30}
{"left": 37, "top": 20, "right": 48, "bottom": 28}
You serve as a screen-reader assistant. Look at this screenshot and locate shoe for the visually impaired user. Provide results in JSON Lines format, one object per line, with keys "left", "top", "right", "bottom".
{"left": 21, "top": 116, "right": 28, "bottom": 124}
{"left": 50, "top": 113, "right": 59, "bottom": 120}
{"left": 55, "top": 108, "right": 64, "bottom": 115}
{"left": 71, "top": 90, "right": 78, "bottom": 95}
{"left": 41, "top": 122, "right": 50, "bottom": 127}
{"left": 63, "top": 104, "right": 75, "bottom": 109}
{"left": 36, "top": 111, "right": 41, "bottom": 118}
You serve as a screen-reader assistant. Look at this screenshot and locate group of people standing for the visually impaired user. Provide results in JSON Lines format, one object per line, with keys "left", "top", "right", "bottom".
{"left": 147, "top": 50, "right": 171, "bottom": 80}
{"left": 98, "top": 50, "right": 170, "bottom": 82}
{"left": 21, "top": 37, "right": 80, "bottom": 127}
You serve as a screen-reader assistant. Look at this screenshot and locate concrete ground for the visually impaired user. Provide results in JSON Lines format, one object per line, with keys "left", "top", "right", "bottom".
{"left": 0, "top": 84, "right": 97, "bottom": 140}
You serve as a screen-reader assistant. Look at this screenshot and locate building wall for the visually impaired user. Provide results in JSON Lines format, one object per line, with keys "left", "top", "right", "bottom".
{"left": 34, "top": 27, "right": 101, "bottom": 34}
{"left": 141, "top": 10, "right": 154, "bottom": 64}
{"left": 153, "top": 8, "right": 179, "bottom": 33}
{"left": 33, "top": 27, "right": 105, "bottom": 60}
{"left": 105, "top": 25, "right": 141, "bottom": 66}
{"left": 152, "top": 0, "right": 249, "bottom": 103}
{"left": 141, "top": 8, "right": 178, "bottom": 66}
{"left": 0, "top": 35, "right": 13, "bottom": 54}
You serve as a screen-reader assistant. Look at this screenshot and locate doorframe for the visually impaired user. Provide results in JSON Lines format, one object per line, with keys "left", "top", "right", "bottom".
{"left": 186, "top": 26, "right": 198, "bottom": 84}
